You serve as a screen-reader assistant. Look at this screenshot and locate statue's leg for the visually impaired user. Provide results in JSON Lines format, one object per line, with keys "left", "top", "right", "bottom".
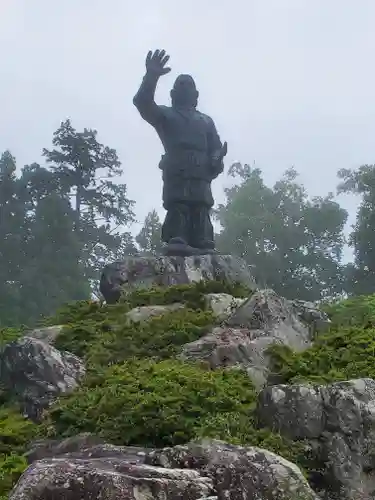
{"left": 189, "top": 204, "right": 215, "bottom": 250}
{"left": 161, "top": 203, "right": 190, "bottom": 245}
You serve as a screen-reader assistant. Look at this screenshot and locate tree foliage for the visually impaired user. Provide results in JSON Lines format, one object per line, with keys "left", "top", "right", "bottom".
{"left": 42, "top": 119, "right": 136, "bottom": 282}
{"left": 215, "top": 163, "right": 348, "bottom": 301}
{"left": 0, "top": 121, "right": 136, "bottom": 326}
{"left": 136, "top": 209, "right": 163, "bottom": 255}
{"left": 337, "top": 165, "right": 375, "bottom": 295}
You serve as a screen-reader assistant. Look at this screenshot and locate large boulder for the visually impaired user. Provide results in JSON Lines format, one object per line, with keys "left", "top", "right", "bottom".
{"left": 25, "top": 325, "right": 64, "bottom": 345}
{"left": 10, "top": 457, "right": 213, "bottom": 500}
{"left": 10, "top": 438, "right": 317, "bottom": 500}
{"left": 290, "top": 298, "right": 331, "bottom": 336}
{"left": 204, "top": 293, "right": 246, "bottom": 321}
{"left": 147, "top": 440, "right": 318, "bottom": 500}
{"left": 125, "top": 303, "right": 185, "bottom": 323}
{"left": 257, "top": 378, "right": 375, "bottom": 499}
{"left": 0, "top": 336, "right": 85, "bottom": 421}
{"left": 180, "top": 289, "right": 314, "bottom": 388}
{"left": 99, "top": 254, "right": 256, "bottom": 303}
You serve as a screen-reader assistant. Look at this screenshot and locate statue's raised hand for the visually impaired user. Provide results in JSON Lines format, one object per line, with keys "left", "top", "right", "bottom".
{"left": 145, "top": 50, "right": 171, "bottom": 77}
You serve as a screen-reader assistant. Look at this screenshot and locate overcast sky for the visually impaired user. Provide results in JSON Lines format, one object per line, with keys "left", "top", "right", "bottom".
{"left": 1, "top": 0, "right": 374, "bottom": 247}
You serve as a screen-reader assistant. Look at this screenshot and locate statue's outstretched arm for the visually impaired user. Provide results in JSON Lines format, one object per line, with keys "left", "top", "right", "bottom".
{"left": 133, "top": 50, "right": 171, "bottom": 127}
{"left": 133, "top": 72, "right": 163, "bottom": 126}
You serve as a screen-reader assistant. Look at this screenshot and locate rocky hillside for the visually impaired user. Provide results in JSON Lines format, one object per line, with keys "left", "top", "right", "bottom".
{"left": 1, "top": 268, "right": 375, "bottom": 498}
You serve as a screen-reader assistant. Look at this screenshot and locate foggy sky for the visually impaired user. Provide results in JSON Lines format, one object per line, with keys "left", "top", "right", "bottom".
{"left": 1, "top": 0, "right": 374, "bottom": 247}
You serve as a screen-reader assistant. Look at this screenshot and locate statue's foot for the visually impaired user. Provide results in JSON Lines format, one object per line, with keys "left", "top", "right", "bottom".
{"left": 197, "top": 247, "right": 218, "bottom": 255}
{"left": 191, "top": 240, "right": 218, "bottom": 255}
{"left": 162, "top": 238, "right": 200, "bottom": 257}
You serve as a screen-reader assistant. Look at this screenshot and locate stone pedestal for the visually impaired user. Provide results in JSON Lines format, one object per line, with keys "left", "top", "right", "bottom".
{"left": 99, "top": 254, "right": 257, "bottom": 304}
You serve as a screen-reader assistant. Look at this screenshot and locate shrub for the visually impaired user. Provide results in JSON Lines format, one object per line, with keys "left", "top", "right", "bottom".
{"left": 46, "top": 357, "right": 302, "bottom": 465}
{"left": 323, "top": 293, "right": 375, "bottom": 327}
{"left": 269, "top": 324, "right": 375, "bottom": 384}
{"left": 48, "top": 359, "right": 256, "bottom": 447}
{"left": 0, "top": 407, "right": 37, "bottom": 496}
{"left": 120, "top": 280, "right": 251, "bottom": 310}
{"left": 50, "top": 281, "right": 250, "bottom": 326}
{"left": 56, "top": 307, "right": 215, "bottom": 367}
{"left": 0, "top": 453, "right": 28, "bottom": 497}
{"left": 0, "top": 327, "right": 23, "bottom": 349}
{"left": 0, "top": 407, "right": 38, "bottom": 455}
{"left": 195, "top": 412, "right": 306, "bottom": 467}
{"left": 50, "top": 280, "right": 251, "bottom": 367}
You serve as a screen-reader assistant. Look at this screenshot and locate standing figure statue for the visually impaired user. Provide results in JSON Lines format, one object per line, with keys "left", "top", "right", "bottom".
{"left": 133, "top": 49, "right": 227, "bottom": 256}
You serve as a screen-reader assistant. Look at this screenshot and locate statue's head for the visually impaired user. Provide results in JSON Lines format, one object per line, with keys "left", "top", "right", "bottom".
{"left": 170, "top": 74, "right": 199, "bottom": 109}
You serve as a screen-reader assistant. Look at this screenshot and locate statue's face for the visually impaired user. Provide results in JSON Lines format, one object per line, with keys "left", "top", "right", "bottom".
{"left": 171, "top": 74, "right": 199, "bottom": 108}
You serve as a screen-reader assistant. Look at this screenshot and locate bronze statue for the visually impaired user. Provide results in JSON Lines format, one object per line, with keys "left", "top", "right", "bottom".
{"left": 133, "top": 49, "right": 227, "bottom": 256}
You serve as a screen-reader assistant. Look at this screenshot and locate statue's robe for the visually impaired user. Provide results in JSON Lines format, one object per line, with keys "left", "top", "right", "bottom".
{"left": 134, "top": 78, "right": 224, "bottom": 248}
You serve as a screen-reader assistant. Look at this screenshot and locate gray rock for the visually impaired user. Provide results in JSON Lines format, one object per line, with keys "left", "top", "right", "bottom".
{"left": 25, "top": 434, "right": 105, "bottom": 464}
{"left": 290, "top": 298, "right": 331, "bottom": 336}
{"left": 180, "top": 289, "right": 313, "bottom": 388}
{"left": 26, "top": 433, "right": 153, "bottom": 466}
{"left": 11, "top": 438, "right": 317, "bottom": 500}
{"left": 26, "top": 325, "right": 64, "bottom": 344}
{"left": 10, "top": 458, "right": 213, "bottom": 500}
{"left": 204, "top": 293, "right": 245, "bottom": 321}
{"left": 99, "top": 254, "right": 256, "bottom": 304}
{"left": 257, "top": 378, "right": 375, "bottom": 499}
{"left": 126, "top": 303, "right": 184, "bottom": 323}
{"left": 179, "top": 326, "right": 281, "bottom": 388}
{"left": 146, "top": 439, "right": 319, "bottom": 500}
{"left": 226, "top": 289, "right": 312, "bottom": 350}
{"left": 0, "top": 336, "right": 85, "bottom": 421}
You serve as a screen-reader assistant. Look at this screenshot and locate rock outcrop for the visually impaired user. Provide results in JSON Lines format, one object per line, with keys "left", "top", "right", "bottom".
{"left": 0, "top": 336, "right": 85, "bottom": 421}
{"left": 99, "top": 254, "right": 257, "bottom": 303}
{"left": 257, "top": 378, "right": 375, "bottom": 499}
{"left": 180, "top": 289, "right": 315, "bottom": 388}
{"left": 10, "top": 438, "right": 318, "bottom": 500}
{"left": 125, "top": 303, "right": 185, "bottom": 323}
{"left": 290, "top": 298, "right": 331, "bottom": 337}
{"left": 25, "top": 325, "right": 64, "bottom": 344}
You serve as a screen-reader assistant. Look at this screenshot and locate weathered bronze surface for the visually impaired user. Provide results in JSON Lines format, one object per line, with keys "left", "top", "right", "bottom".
{"left": 133, "top": 49, "right": 227, "bottom": 255}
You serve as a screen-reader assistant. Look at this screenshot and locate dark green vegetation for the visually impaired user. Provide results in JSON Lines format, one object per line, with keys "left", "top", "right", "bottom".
{"left": 269, "top": 293, "right": 375, "bottom": 384}
{"left": 0, "top": 120, "right": 136, "bottom": 328}
{"left": 0, "top": 408, "right": 38, "bottom": 496}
